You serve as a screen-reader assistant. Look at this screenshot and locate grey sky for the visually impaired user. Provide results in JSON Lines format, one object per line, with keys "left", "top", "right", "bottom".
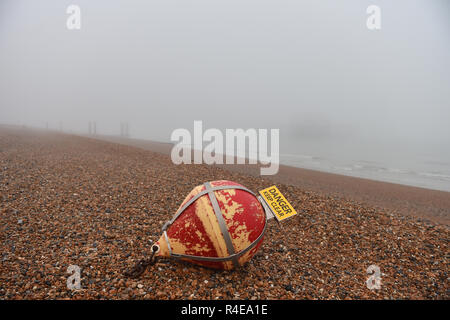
{"left": 1, "top": 0, "right": 449, "bottom": 154}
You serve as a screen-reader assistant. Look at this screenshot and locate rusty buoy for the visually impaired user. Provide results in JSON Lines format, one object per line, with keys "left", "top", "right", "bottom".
{"left": 153, "top": 180, "right": 267, "bottom": 270}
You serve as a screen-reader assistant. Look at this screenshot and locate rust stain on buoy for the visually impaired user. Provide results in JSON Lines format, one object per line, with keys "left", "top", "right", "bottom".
{"left": 155, "top": 180, "right": 266, "bottom": 270}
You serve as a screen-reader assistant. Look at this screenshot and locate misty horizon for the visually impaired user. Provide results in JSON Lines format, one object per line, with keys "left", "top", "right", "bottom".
{"left": 1, "top": 0, "right": 449, "bottom": 190}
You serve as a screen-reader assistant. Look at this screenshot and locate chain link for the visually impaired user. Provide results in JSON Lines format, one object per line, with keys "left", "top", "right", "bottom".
{"left": 124, "top": 250, "right": 158, "bottom": 278}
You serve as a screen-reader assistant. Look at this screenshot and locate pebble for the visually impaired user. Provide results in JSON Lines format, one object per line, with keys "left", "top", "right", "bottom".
{"left": 0, "top": 128, "right": 448, "bottom": 300}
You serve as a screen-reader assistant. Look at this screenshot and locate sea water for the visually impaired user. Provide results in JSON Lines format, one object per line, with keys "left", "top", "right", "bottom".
{"left": 279, "top": 137, "right": 450, "bottom": 192}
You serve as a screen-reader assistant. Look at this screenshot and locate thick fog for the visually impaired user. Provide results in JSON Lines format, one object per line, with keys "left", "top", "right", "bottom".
{"left": 1, "top": 1, "right": 449, "bottom": 173}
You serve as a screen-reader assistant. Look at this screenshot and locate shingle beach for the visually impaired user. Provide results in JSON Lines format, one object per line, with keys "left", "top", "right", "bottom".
{"left": 0, "top": 126, "right": 448, "bottom": 299}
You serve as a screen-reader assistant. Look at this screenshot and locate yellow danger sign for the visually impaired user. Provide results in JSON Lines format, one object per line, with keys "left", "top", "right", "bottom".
{"left": 259, "top": 185, "right": 297, "bottom": 221}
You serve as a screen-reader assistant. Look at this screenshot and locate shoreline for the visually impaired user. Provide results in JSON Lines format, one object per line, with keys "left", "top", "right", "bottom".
{"left": 1, "top": 125, "right": 448, "bottom": 226}
{"left": 90, "top": 133, "right": 450, "bottom": 226}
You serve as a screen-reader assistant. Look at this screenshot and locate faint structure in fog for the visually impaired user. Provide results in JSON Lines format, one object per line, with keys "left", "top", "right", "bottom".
{"left": 120, "top": 122, "right": 129, "bottom": 138}
{"left": 88, "top": 121, "right": 97, "bottom": 135}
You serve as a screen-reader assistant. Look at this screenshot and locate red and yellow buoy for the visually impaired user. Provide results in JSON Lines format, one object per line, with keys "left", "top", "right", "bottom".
{"left": 153, "top": 180, "right": 267, "bottom": 270}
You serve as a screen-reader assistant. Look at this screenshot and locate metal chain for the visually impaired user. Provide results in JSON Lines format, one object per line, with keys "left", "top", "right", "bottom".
{"left": 124, "top": 249, "right": 158, "bottom": 278}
